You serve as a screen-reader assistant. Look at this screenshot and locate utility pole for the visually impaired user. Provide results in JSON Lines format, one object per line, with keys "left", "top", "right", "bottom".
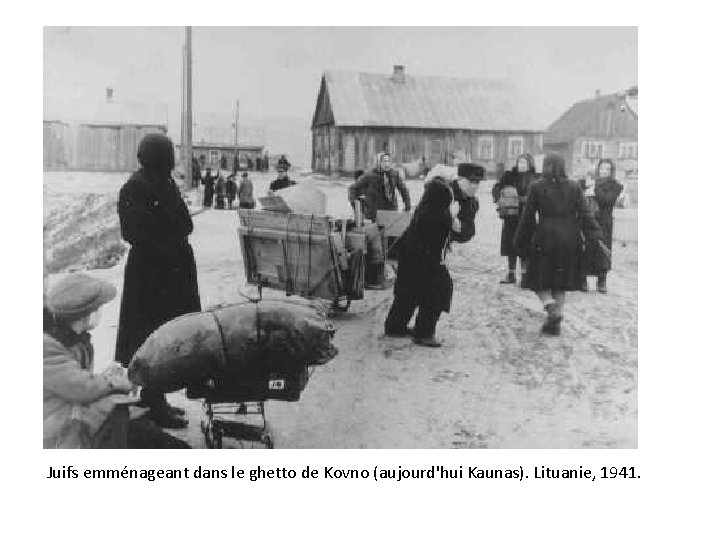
{"left": 183, "top": 26, "right": 193, "bottom": 191}
{"left": 234, "top": 98, "right": 239, "bottom": 165}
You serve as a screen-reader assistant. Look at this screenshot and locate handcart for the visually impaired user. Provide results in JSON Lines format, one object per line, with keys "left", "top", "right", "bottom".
{"left": 237, "top": 209, "right": 373, "bottom": 313}
{"left": 187, "top": 363, "right": 311, "bottom": 449}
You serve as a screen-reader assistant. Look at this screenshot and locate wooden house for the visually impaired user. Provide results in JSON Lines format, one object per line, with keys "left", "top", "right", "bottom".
{"left": 310, "top": 66, "right": 544, "bottom": 177}
{"left": 544, "top": 86, "right": 638, "bottom": 179}
{"left": 43, "top": 89, "right": 168, "bottom": 172}
{"left": 192, "top": 120, "right": 265, "bottom": 170}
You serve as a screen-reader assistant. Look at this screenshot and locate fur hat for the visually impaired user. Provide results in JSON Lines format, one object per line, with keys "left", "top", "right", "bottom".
{"left": 457, "top": 163, "right": 485, "bottom": 182}
{"left": 45, "top": 273, "right": 116, "bottom": 322}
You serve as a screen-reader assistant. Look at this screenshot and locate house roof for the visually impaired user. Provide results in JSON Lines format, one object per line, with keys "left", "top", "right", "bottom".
{"left": 545, "top": 92, "right": 638, "bottom": 144}
{"left": 44, "top": 99, "right": 168, "bottom": 127}
{"left": 314, "top": 69, "right": 544, "bottom": 132}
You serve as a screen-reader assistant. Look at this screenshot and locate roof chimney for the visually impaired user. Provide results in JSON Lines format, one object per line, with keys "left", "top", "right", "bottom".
{"left": 392, "top": 65, "right": 406, "bottom": 84}
{"left": 595, "top": 89, "right": 601, "bottom": 98}
{"left": 106, "top": 87, "right": 114, "bottom": 103}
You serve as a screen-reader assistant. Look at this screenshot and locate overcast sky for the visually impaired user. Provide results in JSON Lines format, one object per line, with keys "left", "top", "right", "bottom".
{"left": 44, "top": 26, "right": 637, "bottom": 141}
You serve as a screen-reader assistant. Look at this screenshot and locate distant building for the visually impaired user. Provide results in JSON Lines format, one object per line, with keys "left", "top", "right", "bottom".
{"left": 43, "top": 88, "right": 168, "bottom": 172}
{"left": 545, "top": 86, "right": 638, "bottom": 179}
{"left": 192, "top": 120, "right": 265, "bottom": 170}
{"left": 310, "top": 66, "right": 544, "bottom": 176}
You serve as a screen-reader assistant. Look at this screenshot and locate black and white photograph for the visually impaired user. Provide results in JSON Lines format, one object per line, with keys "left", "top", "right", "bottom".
{"left": 42, "top": 25, "right": 638, "bottom": 450}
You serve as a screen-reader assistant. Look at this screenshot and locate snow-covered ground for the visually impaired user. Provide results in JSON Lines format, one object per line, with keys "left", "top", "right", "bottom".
{"left": 44, "top": 171, "right": 638, "bottom": 448}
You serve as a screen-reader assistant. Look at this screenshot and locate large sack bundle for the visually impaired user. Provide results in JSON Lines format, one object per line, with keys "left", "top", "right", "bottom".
{"left": 275, "top": 180, "right": 327, "bottom": 215}
{"left": 128, "top": 300, "right": 337, "bottom": 399}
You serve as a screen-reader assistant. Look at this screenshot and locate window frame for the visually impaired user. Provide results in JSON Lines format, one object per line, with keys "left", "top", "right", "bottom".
{"left": 476, "top": 135, "right": 494, "bottom": 161}
{"left": 508, "top": 136, "right": 524, "bottom": 160}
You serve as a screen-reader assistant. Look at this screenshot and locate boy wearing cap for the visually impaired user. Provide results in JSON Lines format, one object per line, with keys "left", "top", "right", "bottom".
{"left": 44, "top": 273, "right": 135, "bottom": 448}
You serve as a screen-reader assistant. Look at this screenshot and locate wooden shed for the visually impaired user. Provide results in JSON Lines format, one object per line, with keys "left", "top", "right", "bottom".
{"left": 544, "top": 87, "right": 638, "bottom": 180}
{"left": 44, "top": 90, "right": 168, "bottom": 172}
{"left": 311, "top": 66, "right": 544, "bottom": 177}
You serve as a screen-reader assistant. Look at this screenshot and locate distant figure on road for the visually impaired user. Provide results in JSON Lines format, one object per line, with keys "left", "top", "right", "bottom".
{"left": 233, "top": 153, "right": 240, "bottom": 174}
{"left": 513, "top": 153, "right": 602, "bottom": 336}
{"left": 214, "top": 172, "right": 226, "bottom": 210}
{"left": 220, "top": 154, "right": 228, "bottom": 170}
{"left": 277, "top": 154, "right": 291, "bottom": 171}
{"left": 191, "top": 157, "right": 201, "bottom": 188}
{"left": 270, "top": 165, "right": 297, "bottom": 192}
{"left": 201, "top": 168, "right": 215, "bottom": 208}
{"left": 246, "top": 156, "right": 253, "bottom": 171}
{"left": 348, "top": 152, "right": 411, "bottom": 221}
{"left": 225, "top": 174, "right": 238, "bottom": 209}
{"left": 237, "top": 172, "right": 256, "bottom": 209}
{"left": 256, "top": 156, "right": 262, "bottom": 171}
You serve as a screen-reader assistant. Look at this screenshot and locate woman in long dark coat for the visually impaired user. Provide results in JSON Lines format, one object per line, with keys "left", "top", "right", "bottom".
{"left": 492, "top": 153, "right": 537, "bottom": 287}
{"left": 582, "top": 158, "right": 624, "bottom": 293}
{"left": 514, "top": 154, "right": 603, "bottom": 335}
{"left": 115, "top": 133, "right": 201, "bottom": 428}
{"left": 384, "top": 178, "right": 455, "bottom": 347}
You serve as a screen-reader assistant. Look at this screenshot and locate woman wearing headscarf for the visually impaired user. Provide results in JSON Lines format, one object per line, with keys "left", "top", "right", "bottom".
{"left": 384, "top": 178, "right": 456, "bottom": 347}
{"left": 492, "top": 153, "right": 537, "bottom": 287}
{"left": 115, "top": 133, "right": 200, "bottom": 428}
{"left": 514, "top": 154, "right": 603, "bottom": 335}
{"left": 44, "top": 274, "right": 134, "bottom": 448}
{"left": 214, "top": 172, "right": 226, "bottom": 209}
{"left": 581, "top": 158, "right": 624, "bottom": 293}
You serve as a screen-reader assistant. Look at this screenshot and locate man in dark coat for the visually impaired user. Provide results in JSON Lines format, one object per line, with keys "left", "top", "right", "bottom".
{"left": 201, "top": 168, "right": 216, "bottom": 207}
{"left": 348, "top": 152, "right": 411, "bottom": 221}
{"left": 492, "top": 153, "right": 538, "bottom": 287}
{"left": 384, "top": 178, "right": 455, "bottom": 347}
{"left": 191, "top": 157, "right": 201, "bottom": 188}
{"left": 225, "top": 174, "right": 238, "bottom": 209}
{"left": 514, "top": 154, "right": 602, "bottom": 335}
{"left": 269, "top": 166, "right": 297, "bottom": 191}
{"left": 220, "top": 154, "right": 228, "bottom": 170}
{"left": 115, "top": 133, "right": 201, "bottom": 428}
{"left": 214, "top": 173, "right": 226, "bottom": 209}
{"left": 581, "top": 158, "right": 624, "bottom": 293}
{"left": 237, "top": 172, "right": 256, "bottom": 209}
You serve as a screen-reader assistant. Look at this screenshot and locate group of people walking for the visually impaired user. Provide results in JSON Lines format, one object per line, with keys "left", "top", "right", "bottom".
{"left": 202, "top": 169, "right": 256, "bottom": 210}
{"left": 494, "top": 154, "right": 624, "bottom": 334}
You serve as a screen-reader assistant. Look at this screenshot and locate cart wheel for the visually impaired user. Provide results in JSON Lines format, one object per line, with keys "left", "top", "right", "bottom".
{"left": 260, "top": 432, "right": 274, "bottom": 449}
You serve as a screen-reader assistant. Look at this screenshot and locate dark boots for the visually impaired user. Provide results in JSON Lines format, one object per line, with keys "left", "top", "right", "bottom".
{"left": 597, "top": 274, "right": 608, "bottom": 294}
{"left": 541, "top": 303, "right": 562, "bottom": 336}
{"left": 500, "top": 272, "right": 517, "bottom": 284}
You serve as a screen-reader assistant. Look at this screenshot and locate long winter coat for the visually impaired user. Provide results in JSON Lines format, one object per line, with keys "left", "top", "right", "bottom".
{"left": 393, "top": 180, "right": 454, "bottom": 313}
{"left": 44, "top": 328, "right": 127, "bottom": 448}
{"left": 514, "top": 177, "right": 601, "bottom": 291}
{"left": 114, "top": 169, "right": 201, "bottom": 367}
{"left": 348, "top": 167, "right": 411, "bottom": 221}
{"left": 583, "top": 178, "right": 624, "bottom": 275}
{"left": 492, "top": 156, "right": 537, "bottom": 257}
{"left": 201, "top": 173, "right": 215, "bottom": 207}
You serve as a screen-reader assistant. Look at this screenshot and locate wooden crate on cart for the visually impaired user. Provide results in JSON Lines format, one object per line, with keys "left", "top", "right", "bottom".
{"left": 237, "top": 209, "right": 365, "bottom": 305}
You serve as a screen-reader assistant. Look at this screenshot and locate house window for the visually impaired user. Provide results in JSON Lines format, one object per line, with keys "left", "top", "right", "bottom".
{"left": 508, "top": 136, "right": 524, "bottom": 159}
{"left": 209, "top": 150, "right": 220, "bottom": 166}
{"left": 619, "top": 142, "right": 638, "bottom": 160}
{"left": 477, "top": 136, "right": 494, "bottom": 160}
{"left": 582, "top": 141, "right": 604, "bottom": 159}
